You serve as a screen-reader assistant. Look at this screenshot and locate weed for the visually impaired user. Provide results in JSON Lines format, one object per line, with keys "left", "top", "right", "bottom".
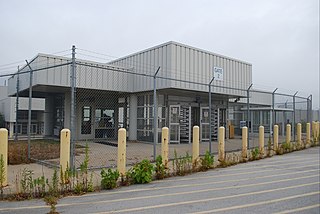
{"left": 120, "top": 169, "right": 133, "bottom": 186}
{"left": 200, "top": 151, "right": 214, "bottom": 171}
{"left": 250, "top": 147, "right": 259, "bottom": 160}
{"left": 281, "top": 142, "right": 292, "bottom": 153}
{"left": 33, "top": 175, "right": 46, "bottom": 198}
{"left": 46, "top": 168, "right": 59, "bottom": 197}
{"left": 79, "top": 143, "right": 89, "bottom": 191}
{"left": 131, "top": 159, "right": 154, "bottom": 184}
{"left": 218, "top": 159, "right": 232, "bottom": 168}
{"left": 275, "top": 146, "right": 284, "bottom": 155}
{"left": 154, "top": 155, "right": 167, "bottom": 179}
{"left": 59, "top": 163, "right": 74, "bottom": 194}
{"left": 267, "top": 137, "right": 272, "bottom": 157}
{"left": 20, "top": 168, "right": 34, "bottom": 198}
{"left": 101, "top": 168, "right": 120, "bottom": 189}
{"left": 44, "top": 195, "right": 59, "bottom": 214}
{"left": 173, "top": 150, "right": 192, "bottom": 176}
{"left": 0, "top": 154, "right": 5, "bottom": 199}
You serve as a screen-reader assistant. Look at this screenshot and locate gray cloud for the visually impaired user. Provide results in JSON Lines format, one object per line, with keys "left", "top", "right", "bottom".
{"left": 0, "top": 0, "right": 319, "bottom": 108}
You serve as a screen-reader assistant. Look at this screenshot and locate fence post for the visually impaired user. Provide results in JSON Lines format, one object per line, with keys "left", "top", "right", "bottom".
{"left": 153, "top": 67, "right": 160, "bottom": 162}
{"left": 117, "top": 128, "right": 126, "bottom": 176}
{"left": 242, "top": 126, "right": 248, "bottom": 159}
{"left": 161, "top": 127, "right": 169, "bottom": 168}
{"left": 259, "top": 126, "right": 264, "bottom": 157}
{"left": 218, "top": 127, "right": 225, "bottom": 162}
{"left": 274, "top": 125, "right": 279, "bottom": 151}
{"left": 70, "top": 45, "right": 76, "bottom": 169}
{"left": 0, "top": 128, "right": 8, "bottom": 186}
{"left": 286, "top": 124, "right": 291, "bottom": 144}
{"left": 25, "top": 60, "right": 34, "bottom": 160}
{"left": 306, "top": 122, "right": 311, "bottom": 145}
{"left": 297, "top": 123, "right": 301, "bottom": 146}
{"left": 15, "top": 66, "right": 20, "bottom": 142}
{"left": 208, "top": 77, "right": 214, "bottom": 154}
{"left": 192, "top": 126, "right": 199, "bottom": 165}
{"left": 60, "top": 129, "right": 70, "bottom": 173}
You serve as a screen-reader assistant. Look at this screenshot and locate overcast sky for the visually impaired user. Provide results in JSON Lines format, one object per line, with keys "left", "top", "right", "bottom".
{"left": 0, "top": 0, "right": 319, "bottom": 109}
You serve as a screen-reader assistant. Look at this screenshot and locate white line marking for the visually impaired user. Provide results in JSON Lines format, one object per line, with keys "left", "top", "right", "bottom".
{"left": 93, "top": 187, "right": 320, "bottom": 214}
{"left": 273, "top": 204, "right": 320, "bottom": 214}
{"left": 192, "top": 192, "right": 320, "bottom": 214}
{"left": 70, "top": 163, "right": 319, "bottom": 198}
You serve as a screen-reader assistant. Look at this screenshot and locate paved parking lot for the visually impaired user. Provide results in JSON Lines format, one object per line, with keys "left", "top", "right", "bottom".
{"left": 0, "top": 146, "right": 318, "bottom": 214}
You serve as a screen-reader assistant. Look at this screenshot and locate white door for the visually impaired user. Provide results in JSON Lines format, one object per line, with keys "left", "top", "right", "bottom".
{"left": 169, "top": 105, "right": 180, "bottom": 144}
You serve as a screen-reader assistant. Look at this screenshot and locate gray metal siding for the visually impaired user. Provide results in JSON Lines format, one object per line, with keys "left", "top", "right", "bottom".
{"left": 109, "top": 42, "right": 252, "bottom": 96}
{"left": 109, "top": 43, "right": 172, "bottom": 92}
{"left": 7, "top": 42, "right": 252, "bottom": 97}
{"left": 169, "top": 42, "right": 252, "bottom": 96}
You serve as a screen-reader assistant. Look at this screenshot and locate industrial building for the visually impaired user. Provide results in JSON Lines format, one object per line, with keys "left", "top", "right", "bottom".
{"left": 2, "top": 41, "right": 314, "bottom": 143}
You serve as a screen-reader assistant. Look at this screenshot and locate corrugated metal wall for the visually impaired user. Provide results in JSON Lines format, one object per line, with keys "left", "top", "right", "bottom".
{"left": 110, "top": 42, "right": 252, "bottom": 96}
{"left": 7, "top": 42, "right": 252, "bottom": 96}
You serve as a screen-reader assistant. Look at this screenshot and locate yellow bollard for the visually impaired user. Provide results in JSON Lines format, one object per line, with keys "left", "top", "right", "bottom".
{"left": 242, "top": 126, "right": 248, "bottom": 159}
{"left": 117, "top": 128, "right": 126, "bottom": 176}
{"left": 161, "top": 127, "right": 169, "bottom": 168}
{"left": 306, "top": 123, "right": 310, "bottom": 145}
{"left": 274, "top": 125, "right": 279, "bottom": 151}
{"left": 297, "top": 123, "right": 301, "bottom": 146}
{"left": 259, "top": 126, "right": 264, "bottom": 157}
{"left": 0, "top": 128, "right": 8, "bottom": 186}
{"left": 60, "top": 129, "right": 70, "bottom": 173}
{"left": 218, "top": 127, "right": 225, "bottom": 162}
{"left": 192, "top": 126, "right": 200, "bottom": 166}
{"left": 286, "top": 124, "right": 291, "bottom": 144}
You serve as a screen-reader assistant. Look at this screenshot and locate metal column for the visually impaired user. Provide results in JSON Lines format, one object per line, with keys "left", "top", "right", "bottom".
{"left": 247, "top": 84, "right": 253, "bottom": 148}
{"left": 70, "top": 45, "right": 76, "bottom": 169}
{"left": 293, "top": 91, "right": 298, "bottom": 141}
{"left": 153, "top": 67, "right": 160, "bottom": 161}
{"left": 208, "top": 77, "right": 214, "bottom": 154}
{"left": 15, "top": 66, "right": 20, "bottom": 142}
{"left": 26, "top": 60, "right": 33, "bottom": 160}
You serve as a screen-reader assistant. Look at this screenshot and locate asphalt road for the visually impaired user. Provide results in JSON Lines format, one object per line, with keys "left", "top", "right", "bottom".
{"left": 0, "top": 147, "right": 319, "bottom": 214}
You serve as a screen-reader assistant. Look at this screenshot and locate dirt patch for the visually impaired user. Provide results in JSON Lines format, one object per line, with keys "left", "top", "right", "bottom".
{"left": 8, "top": 139, "right": 61, "bottom": 165}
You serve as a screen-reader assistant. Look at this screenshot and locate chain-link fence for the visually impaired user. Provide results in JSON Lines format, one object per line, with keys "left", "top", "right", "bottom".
{"left": 0, "top": 47, "right": 317, "bottom": 170}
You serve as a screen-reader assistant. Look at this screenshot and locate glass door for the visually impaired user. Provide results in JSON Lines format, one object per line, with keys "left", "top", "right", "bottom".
{"left": 169, "top": 105, "right": 180, "bottom": 144}
{"left": 200, "top": 107, "right": 210, "bottom": 142}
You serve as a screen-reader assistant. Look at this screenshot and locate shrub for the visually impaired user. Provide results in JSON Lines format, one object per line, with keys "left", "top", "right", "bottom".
{"left": 101, "top": 169, "right": 120, "bottom": 190}
{"left": 154, "top": 155, "right": 166, "bottom": 179}
{"left": 200, "top": 151, "right": 214, "bottom": 171}
{"left": 131, "top": 159, "right": 154, "bottom": 184}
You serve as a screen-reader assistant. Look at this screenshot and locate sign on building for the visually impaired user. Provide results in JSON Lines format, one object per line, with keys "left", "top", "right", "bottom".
{"left": 213, "top": 67, "right": 223, "bottom": 81}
